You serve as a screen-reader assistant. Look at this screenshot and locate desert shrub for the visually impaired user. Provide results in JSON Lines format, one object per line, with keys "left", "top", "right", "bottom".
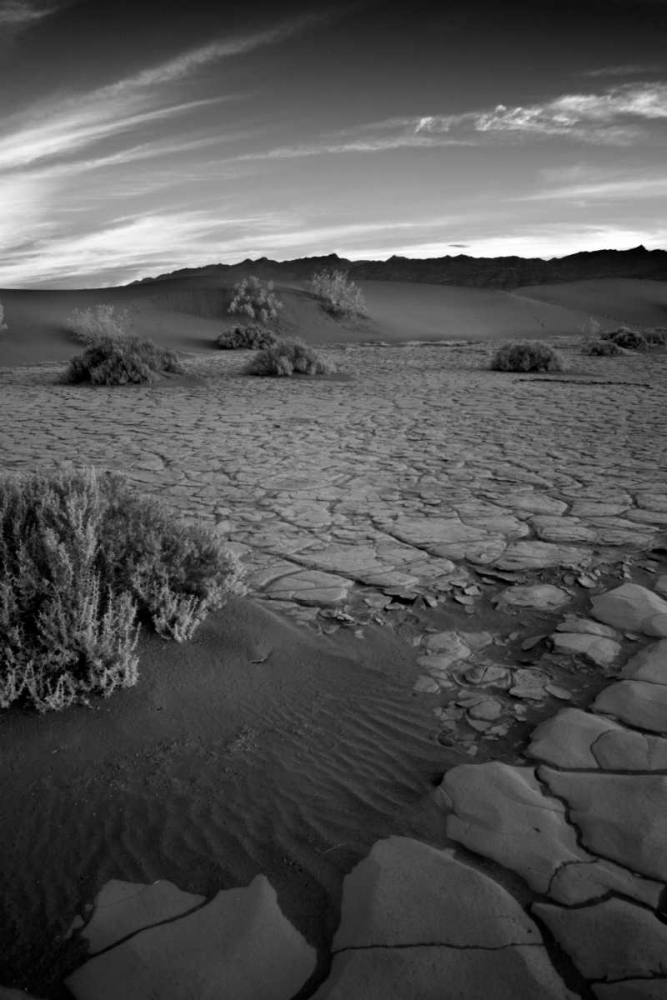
{"left": 608, "top": 329, "right": 649, "bottom": 351}
{"left": 581, "top": 338, "right": 621, "bottom": 356}
{"left": 0, "top": 468, "right": 245, "bottom": 712}
{"left": 66, "top": 304, "right": 131, "bottom": 345}
{"left": 65, "top": 335, "right": 184, "bottom": 385}
{"left": 0, "top": 301, "right": 7, "bottom": 335}
{"left": 310, "top": 269, "right": 367, "bottom": 319}
{"left": 216, "top": 325, "right": 280, "bottom": 350}
{"left": 229, "top": 276, "right": 283, "bottom": 324}
{"left": 644, "top": 328, "right": 667, "bottom": 346}
{"left": 245, "top": 339, "right": 331, "bottom": 376}
{"left": 490, "top": 341, "right": 563, "bottom": 372}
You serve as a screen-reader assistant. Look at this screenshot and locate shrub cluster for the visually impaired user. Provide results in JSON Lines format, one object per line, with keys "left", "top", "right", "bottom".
{"left": 65, "top": 336, "right": 184, "bottom": 385}
{"left": 601, "top": 328, "right": 649, "bottom": 351}
{"left": 581, "top": 339, "right": 621, "bottom": 357}
{"left": 66, "top": 304, "right": 131, "bottom": 345}
{"left": 0, "top": 301, "right": 7, "bottom": 335}
{"left": 644, "top": 329, "right": 667, "bottom": 346}
{"left": 490, "top": 341, "right": 563, "bottom": 373}
{"left": 310, "top": 269, "right": 367, "bottom": 319}
{"left": 0, "top": 468, "right": 244, "bottom": 712}
{"left": 229, "top": 276, "right": 283, "bottom": 324}
{"left": 245, "top": 339, "right": 331, "bottom": 377}
{"left": 217, "top": 325, "right": 279, "bottom": 350}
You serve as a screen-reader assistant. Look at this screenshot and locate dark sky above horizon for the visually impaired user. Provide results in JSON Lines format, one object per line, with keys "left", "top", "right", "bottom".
{"left": 1, "top": 0, "right": 666, "bottom": 287}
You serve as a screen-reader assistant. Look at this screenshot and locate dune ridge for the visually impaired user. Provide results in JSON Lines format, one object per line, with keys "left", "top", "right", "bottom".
{"left": 1, "top": 276, "right": 666, "bottom": 369}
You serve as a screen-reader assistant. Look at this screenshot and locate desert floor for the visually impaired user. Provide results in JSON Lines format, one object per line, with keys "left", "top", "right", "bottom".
{"left": 1, "top": 318, "right": 667, "bottom": 997}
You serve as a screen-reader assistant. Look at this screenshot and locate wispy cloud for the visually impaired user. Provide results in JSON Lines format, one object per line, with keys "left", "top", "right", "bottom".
{"left": 583, "top": 64, "right": 665, "bottom": 78}
{"left": 219, "top": 82, "right": 667, "bottom": 167}
{"left": 415, "top": 82, "right": 667, "bottom": 143}
{"left": 0, "top": 208, "right": 489, "bottom": 286}
{"left": 519, "top": 175, "right": 667, "bottom": 202}
{"left": 0, "top": 96, "right": 237, "bottom": 172}
{"left": 104, "top": 11, "right": 327, "bottom": 93}
{"left": 0, "top": 0, "right": 62, "bottom": 26}
{"left": 0, "top": 10, "right": 328, "bottom": 173}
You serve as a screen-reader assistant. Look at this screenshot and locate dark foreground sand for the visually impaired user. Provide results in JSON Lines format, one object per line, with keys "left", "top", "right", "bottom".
{"left": 0, "top": 598, "right": 451, "bottom": 991}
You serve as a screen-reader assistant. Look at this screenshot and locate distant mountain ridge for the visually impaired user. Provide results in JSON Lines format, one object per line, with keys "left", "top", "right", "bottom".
{"left": 130, "top": 245, "right": 667, "bottom": 290}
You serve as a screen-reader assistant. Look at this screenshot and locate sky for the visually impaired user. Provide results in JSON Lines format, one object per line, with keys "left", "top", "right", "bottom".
{"left": 0, "top": 0, "right": 666, "bottom": 287}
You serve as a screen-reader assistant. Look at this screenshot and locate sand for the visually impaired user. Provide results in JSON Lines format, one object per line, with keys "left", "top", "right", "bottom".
{"left": 1, "top": 276, "right": 665, "bottom": 369}
{"left": 1, "top": 274, "right": 666, "bottom": 994}
{"left": 0, "top": 598, "right": 450, "bottom": 991}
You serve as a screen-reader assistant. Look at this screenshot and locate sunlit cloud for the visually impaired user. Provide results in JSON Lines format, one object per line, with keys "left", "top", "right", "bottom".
{"left": 0, "top": 97, "right": 237, "bottom": 172}
{"left": 0, "top": 209, "right": 490, "bottom": 286}
{"left": 385, "top": 226, "right": 667, "bottom": 261}
{"left": 223, "top": 83, "right": 667, "bottom": 167}
{"left": 414, "top": 83, "right": 667, "bottom": 143}
{"left": 0, "top": 176, "right": 57, "bottom": 252}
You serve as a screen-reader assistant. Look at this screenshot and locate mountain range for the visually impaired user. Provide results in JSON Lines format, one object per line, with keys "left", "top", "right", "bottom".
{"left": 130, "top": 245, "right": 667, "bottom": 290}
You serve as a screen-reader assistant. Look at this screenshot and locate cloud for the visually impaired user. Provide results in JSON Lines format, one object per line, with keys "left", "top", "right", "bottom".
{"left": 0, "top": 10, "right": 330, "bottom": 173}
{"left": 0, "top": 175, "right": 56, "bottom": 253}
{"left": 386, "top": 226, "right": 667, "bottom": 262}
{"left": 583, "top": 64, "right": 665, "bottom": 78}
{"left": 224, "top": 82, "right": 667, "bottom": 167}
{"left": 519, "top": 175, "right": 667, "bottom": 202}
{"left": 105, "top": 10, "right": 327, "bottom": 93}
{"left": 0, "top": 0, "right": 61, "bottom": 26}
{"left": 0, "top": 209, "right": 486, "bottom": 286}
{"left": 0, "top": 96, "right": 237, "bottom": 172}
{"left": 418, "top": 83, "right": 667, "bottom": 143}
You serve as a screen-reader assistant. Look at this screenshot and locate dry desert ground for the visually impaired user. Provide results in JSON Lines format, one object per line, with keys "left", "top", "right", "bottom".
{"left": 1, "top": 276, "right": 667, "bottom": 999}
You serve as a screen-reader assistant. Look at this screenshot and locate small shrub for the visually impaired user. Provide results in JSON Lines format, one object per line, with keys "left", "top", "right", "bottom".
{"left": 66, "top": 304, "right": 131, "bottom": 345}
{"left": 217, "top": 325, "right": 280, "bottom": 350}
{"left": 310, "top": 269, "right": 367, "bottom": 319}
{"left": 581, "top": 339, "right": 621, "bottom": 357}
{"left": 644, "top": 329, "right": 667, "bottom": 347}
{"left": 245, "top": 339, "right": 331, "bottom": 376}
{"left": 0, "top": 301, "right": 7, "bottom": 335}
{"left": 608, "top": 329, "right": 649, "bottom": 351}
{"left": 580, "top": 316, "right": 601, "bottom": 340}
{"left": 65, "top": 335, "right": 184, "bottom": 385}
{"left": 490, "top": 341, "right": 563, "bottom": 373}
{"left": 229, "top": 276, "right": 283, "bottom": 324}
{"left": 0, "top": 468, "right": 245, "bottom": 712}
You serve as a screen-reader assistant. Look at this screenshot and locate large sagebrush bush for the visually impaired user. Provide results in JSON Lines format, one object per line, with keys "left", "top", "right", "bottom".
{"left": 245, "top": 339, "right": 331, "bottom": 377}
{"left": 0, "top": 468, "right": 245, "bottom": 712}
{"left": 65, "top": 335, "right": 184, "bottom": 385}
{"left": 608, "top": 329, "right": 649, "bottom": 351}
{"left": 490, "top": 341, "right": 563, "bottom": 373}
{"left": 229, "top": 276, "right": 283, "bottom": 324}
{"left": 310, "top": 269, "right": 367, "bottom": 319}
{"left": 581, "top": 338, "right": 621, "bottom": 357}
{"left": 217, "top": 325, "right": 279, "bottom": 350}
{"left": 66, "top": 304, "right": 131, "bottom": 345}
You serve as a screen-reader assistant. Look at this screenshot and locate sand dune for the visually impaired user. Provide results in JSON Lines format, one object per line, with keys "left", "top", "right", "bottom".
{"left": 1, "top": 277, "right": 665, "bottom": 369}
{"left": 514, "top": 278, "right": 667, "bottom": 329}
